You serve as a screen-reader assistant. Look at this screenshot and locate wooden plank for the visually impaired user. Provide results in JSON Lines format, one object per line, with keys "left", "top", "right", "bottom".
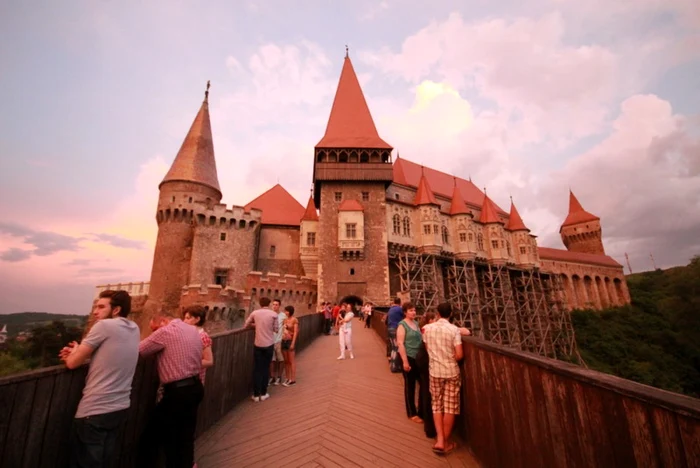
{"left": 2, "top": 379, "right": 37, "bottom": 467}
{"left": 0, "top": 384, "right": 17, "bottom": 463}
{"left": 622, "top": 398, "right": 660, "bottom": 467}
{"left": 677, "top": 414, "right": 700, "bottom": 468}
{"left": 21, "top": 374, "right": 55, "bottom": 468}
{"left": 649, "top": 407, "right": 685, "bottom": 467}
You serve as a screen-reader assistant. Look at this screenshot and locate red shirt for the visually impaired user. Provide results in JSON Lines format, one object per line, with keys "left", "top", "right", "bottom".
{"left": 139, "top": 319, "right": 203, "bottom": 384}
{"left": 332, "top": 306, "right": 340, "bottom": 319}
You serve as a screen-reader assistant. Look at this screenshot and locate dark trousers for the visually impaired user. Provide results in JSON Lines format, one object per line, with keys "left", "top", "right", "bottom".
{"left": 387, "top": 328, "right": 397, "bottom": 357}
{"left": 253, "top": 345, "right": 274, "bottom": 396}
{"left": 137, "top": 379, "right": 204, "bottom": 468}
{"left": 402, "top": 356, "right": 420, "bottom": 418}
{"left": 365, "top": 315, "right": 372, "bottom": 328}
{"left": 70, "top": 408, "right": 128, "bottom": 468}
{"left": 324, "top": 318, "right": 332, "bottom": 334}
{"left": 418, "top": 363, "right": 437, "bottom": 438}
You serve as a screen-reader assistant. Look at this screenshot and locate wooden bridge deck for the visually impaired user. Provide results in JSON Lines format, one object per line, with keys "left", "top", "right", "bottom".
{"left": 195, "top": 321, "right": 479, "bottom": 467}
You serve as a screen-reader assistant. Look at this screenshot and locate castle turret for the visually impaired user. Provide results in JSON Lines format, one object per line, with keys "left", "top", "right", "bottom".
{"left": 300, "top": 194, "right": 319, "bottom": 279}
{"left": 450, "top": 178, "right": 476, "bottom": 260}
{"left": 560, "top": 190, "right": 604, "bottom": 255}
{"left": 506, "top": 198, "right": 537, "bottom": 266}
{"left": 149, "top": 82, "right": 222, "bottom": 315}
{"left": 479, "top": 192, "right": 507, "bottom": 263}
{"left": 414, "top": 170, "right": 442, "bottom": 254}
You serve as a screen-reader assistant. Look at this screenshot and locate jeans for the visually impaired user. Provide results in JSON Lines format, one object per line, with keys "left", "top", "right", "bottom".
{"left": 137, "top": 379, "right": 204, "bottom": 468}
{"left": 253, "top": 345, "right": 274, "bottom": 396}
{"left": 70, "top": 409, "right": 128, "bottom": 468}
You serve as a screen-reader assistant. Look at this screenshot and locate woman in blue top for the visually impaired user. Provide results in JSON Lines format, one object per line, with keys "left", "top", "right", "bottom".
{"left": 397, "top": 302, "right": 423, "bottom": 422}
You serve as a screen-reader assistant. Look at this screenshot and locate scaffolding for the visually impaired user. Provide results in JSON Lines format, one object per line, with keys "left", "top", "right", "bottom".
{"left": 445, "top": 259, "right": 481, "bottom": 335}
{"left": 477, "top": 263, "right": 520, "bottom": 348}
{"left": 397, "top": 252, "right": 441, "bottom": 312}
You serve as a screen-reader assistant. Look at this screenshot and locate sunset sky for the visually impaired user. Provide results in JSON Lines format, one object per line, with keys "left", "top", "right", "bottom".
{"left": 0, "top": 0, "right": 698, "bottom": 315}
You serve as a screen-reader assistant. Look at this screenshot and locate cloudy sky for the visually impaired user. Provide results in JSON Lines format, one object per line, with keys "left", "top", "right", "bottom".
{"left": 0, "top": 0, "right": 698, "bottom": 315}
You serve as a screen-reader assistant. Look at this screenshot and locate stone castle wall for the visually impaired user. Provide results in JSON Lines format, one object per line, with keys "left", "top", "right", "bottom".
{"left": 256, "top": 226, "right": 305, "bottom": 276}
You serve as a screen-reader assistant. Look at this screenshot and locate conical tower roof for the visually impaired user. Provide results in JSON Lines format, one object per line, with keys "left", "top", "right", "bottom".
{"left": 413, "top": 170, "right": 439, "bottom": 206}
{"left": 316, "top": 53, "right": 391, "bottom": 149}
{"left": 301, "top": 196, "right": 319, "bottom": 222}
{"left": 161, "top": 83, "right": 221, "bottom": 195}
{"left": 561, "top": 190, "right": 599, "bottom": 227}
{"left": 506, "top": 199, "right": 529, "bottom": 231}
{"left": 449, "top": 178, "right": 470, "bottom": 215}
{"left": 479, "top": 193, "right": 502, "bottom": 224}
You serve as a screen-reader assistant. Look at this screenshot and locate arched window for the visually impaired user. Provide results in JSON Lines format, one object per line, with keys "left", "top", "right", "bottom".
{"left": 506, "top": 240, "right": 512, "bottom": 256}
{"left": 441, "top": 226, "right": 450, "bottom": 244}
{"left": 392, "top": 214, "right": 401, "bottom": 234}
{"left": 402, "top": 216, "right": 411, "bottom": 236}
{"left": 477, "top": 232, "right": 484, "bottom": 251}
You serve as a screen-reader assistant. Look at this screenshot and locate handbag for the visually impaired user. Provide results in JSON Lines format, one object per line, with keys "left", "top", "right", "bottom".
{"left": 390, "top": 347, "right": 403, "bottom": 373}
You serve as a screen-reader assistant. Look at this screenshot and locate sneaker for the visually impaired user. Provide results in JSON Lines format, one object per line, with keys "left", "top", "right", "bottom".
{"left": 251, "top": 396, "right": 260, "bottom": 402}
{"left": 350, "top": 353, "right": 355, "bottom": 359}
{"left": 260, "top": 393, "right": 271, "bottom": 401}
{"left": 268, "top": 377, "right": 274, "bottom": 385}
{"left": 286, "top": 380, "right": 296, "bottom": 386}
{"left": 275, "top": 377, "right": 282, "bottom": 385}
{"left": 337, "top": 355, "right": 345, "bottom": 360}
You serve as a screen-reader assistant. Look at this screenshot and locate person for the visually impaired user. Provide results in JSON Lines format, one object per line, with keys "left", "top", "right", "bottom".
{"left": 183, "top": 305, "right": 214, "bottom": 385}
{"left": 269, "top": 299, "right": 286, "bottom": 386}
{"left": 386, "top": 297, "right": 403, "bottom": 359}
{"left": 59, "top": 290, "right": 139, "bottom": 468}
{"left": 323, "top": 302, "right": 333, "bottom": 335}
{"left": 331, "top": 303, "right": 340, "bottom": 335}
{"left": 337, "top": 303, "right": 355, "bottom": 360}
{"left": 364, "top": 302, "right": 373, "bottom": 329}
{"left": 397, "top": 302, "right": 423, "bottom": 423}
{"left": 243, "top": 297, "right": 279, "bottom": 401}
{"left": 137, "top": 309, "right": 204, "bottom": 468}
{"left": 416, "top": 312, "right": 438, "bottom": 439}
{"left": 281, "top": 305, "right": 299, "bottom": 386}
{"left": 422, "top": 302, "right": 463, "bottom": 455}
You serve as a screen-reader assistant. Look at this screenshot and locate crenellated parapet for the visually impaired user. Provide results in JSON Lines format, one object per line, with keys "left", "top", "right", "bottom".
{"left": 246, "top": 271, "right": 318, "bottom": 316}
{"left": 156, "top": 202, "right": 262, "bottom": 231}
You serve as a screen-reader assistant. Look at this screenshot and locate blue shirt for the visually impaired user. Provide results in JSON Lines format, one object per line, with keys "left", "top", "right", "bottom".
{"left": 387, "top": 305, "right": 403, "bottom": 329}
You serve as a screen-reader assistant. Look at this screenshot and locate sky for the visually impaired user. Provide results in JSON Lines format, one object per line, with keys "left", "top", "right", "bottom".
{"left": 0, "top": 0, "right": 698, "bottom": 315}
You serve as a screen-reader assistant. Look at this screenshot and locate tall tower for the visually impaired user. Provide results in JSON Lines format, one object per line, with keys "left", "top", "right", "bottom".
{"left": 559, "top": 190, "right": 605, "bottom": 255}
{"left": 149, "top": 83, "right": 222, "bottom": 315}
{"left": 313, "top": 50, "right": 393, "bottom": 304}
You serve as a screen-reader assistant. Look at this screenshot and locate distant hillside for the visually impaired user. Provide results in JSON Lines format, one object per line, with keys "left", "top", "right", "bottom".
{"left": 572, "top": 255, "right": 700, "bottom": 397}
{"left": 0, "top": 312, "right": 87, "bottom": 337}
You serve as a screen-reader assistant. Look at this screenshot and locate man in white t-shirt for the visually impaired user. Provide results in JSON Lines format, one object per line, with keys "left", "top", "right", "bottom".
{"left": 59, "top": 290, "right": 140, "bottom": 468}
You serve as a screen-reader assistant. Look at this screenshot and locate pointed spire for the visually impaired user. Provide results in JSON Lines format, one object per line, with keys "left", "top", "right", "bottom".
{"left": 301, "top": 195, "right": 319, "bottom": 222}
{"left": 316, "top": 54, "right": 392, "bottom": 149}
{"left": 479, "top": 192, "right": 502, "bottom": 224}
{"left": 413, "top": 170, "right": 439, "bottom": 206}
{"left": 561, "top": 190, "right": 599, "bottom": 227}
{"left": 160, "top": 83, "right": 221, "bottom": 195}
{"left": 506, "top": 197, "right": 529, "bottom": 231}
{"left": 449, "top": 178, "right": 470, "bottom": 215}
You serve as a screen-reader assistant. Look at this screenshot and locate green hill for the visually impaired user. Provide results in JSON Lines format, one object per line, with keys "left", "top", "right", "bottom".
{"left": 0, "top": 312, "right": 87, "bottom": 337}
{"left": 572, "top": 255, "right": 700, "bottom": 397}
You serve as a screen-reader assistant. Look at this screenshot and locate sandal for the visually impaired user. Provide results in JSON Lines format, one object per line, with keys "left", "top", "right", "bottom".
{"left": 410, "top": 416, "right": 423, "bottom": 423}
{"left": 443, "top": 442, "right": 457, "bottom": 455}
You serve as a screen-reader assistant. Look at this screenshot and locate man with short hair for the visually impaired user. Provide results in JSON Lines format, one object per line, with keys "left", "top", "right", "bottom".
{"left": 386, "top": 297, "right": 403, "bottom": 358}
{"left": 59, "top": 290, "right": 140, "bottom": 468}
{"left": 269, "top": 298, "right": 286, "bottom": 385}
{"left": 244, "top": 297, "right": 279, "bottom": 401}
{"left": 137, "top": 310, "right": 204, "bottom": 468}
{"left": 422, "top": 302, "right": 464, "bottom": 455}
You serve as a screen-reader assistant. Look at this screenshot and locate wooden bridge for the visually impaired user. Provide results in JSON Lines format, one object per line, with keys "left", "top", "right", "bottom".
{"left": 1, "top": 312, "right": 699, "bottom": 467}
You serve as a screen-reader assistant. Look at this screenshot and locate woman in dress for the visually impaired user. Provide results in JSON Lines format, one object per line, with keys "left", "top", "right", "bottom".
{"left": 281, "top": 305, "right": 298, "bottom": 386}
{"left": 397, "top": 302, "right": 423, "bottom": 423}
{"left": 183, "top": 305, "right": 214, "bottom": 385}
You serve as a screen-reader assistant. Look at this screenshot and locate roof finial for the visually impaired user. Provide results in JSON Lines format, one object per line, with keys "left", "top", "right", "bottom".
{"left": 453, "top": 176, "right": 457, "bottom": 187}
{"left": 484, "top": 186, "right": 487, "bottom": 195}
{"left": 421, "top": 165, "right": 425, "bottom": 176}
{"left": 204, "top": 80, "right": 211, "bottom": 102}
{"left": 469, "top": 174, "right": 472, "bottom": 182}
{"left": 345, "top": 44, "right": 349, "bottom": 58}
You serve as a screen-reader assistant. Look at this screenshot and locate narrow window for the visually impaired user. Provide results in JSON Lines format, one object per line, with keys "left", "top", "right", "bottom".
{"left": 307, "top": 232, "right": 316, "bottom": 246}
{"left": 477, "top": 233, "right": 484, "bottom": 250}
{"left": 214, "top": 269, "right": 228, "bottom": 287}
{"left": 350, "top": 268, "right": 355, "bottom": 275}
{"left": 506, "top": 241, "right": 512, "bottom": 256}
{"left": 362, "top": 192, "right": 369, "bottom": 201}
{"left": 402, "top": 217, "right": 411, "bottom": 236}
{"left": 459, "top": 232, "right": 467, "bottom": 243}
{"left": 442, "top": 226, "right": 450, "bottom": 244}
{"left": 334, "top": 192, "right": 342, "bottom": 202}
{"left": 220, "top": 232, "right": 226, "bottom": 241}
{"left": 468, "top": 232, "right": 474, "bottom": 242}
{"left": 433, "top": 224, "right": 439, "bottom": 234}
{"left": 171, "top": 196, "right": 176, "bottom": 202}
{"left": 394, "top": 193, "right": 400, "bottom": 200}
{"left": 270, "top": 245, "right": 276, "bottom": 258}
{"left": 188, "top": 197, "right": 193, "bottom": 203}
{"left": 520, "top": 246, "right": 527, "bottom": 255}
{"left": 392, "top": 214, "right": 401, "bottom": 234}
{"left": 423, "top": 225, "right": 431, "bottom": 235}
{"left": 491, "top": 240, "right": 499, "bottom": 249}
{"left": 345, "top": 223, "right": 357, "bottom": 238}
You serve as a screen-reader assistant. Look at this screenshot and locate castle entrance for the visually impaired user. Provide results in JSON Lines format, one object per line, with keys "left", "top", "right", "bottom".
{"left": 337, "top": 282, "right": 366, "bottom": 303}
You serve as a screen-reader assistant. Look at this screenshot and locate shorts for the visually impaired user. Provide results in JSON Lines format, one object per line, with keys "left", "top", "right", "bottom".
{"left": 429, "top": 375, "right": 462, "bottom": 414}
{"left": 281, "top": 339, "right": 292, "bottom": 351}
{"left": 272, "top": 341, "right": 284, "bottom": 362}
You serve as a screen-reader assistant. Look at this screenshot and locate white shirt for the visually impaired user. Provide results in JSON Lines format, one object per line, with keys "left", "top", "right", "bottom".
{"left": 341, "top": 312, "right": 354, "bottom": 331}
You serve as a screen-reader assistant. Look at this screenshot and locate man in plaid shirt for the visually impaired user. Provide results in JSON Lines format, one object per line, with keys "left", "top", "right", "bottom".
{"left": 422, "top": 302, "right": 464, "bottom": 455}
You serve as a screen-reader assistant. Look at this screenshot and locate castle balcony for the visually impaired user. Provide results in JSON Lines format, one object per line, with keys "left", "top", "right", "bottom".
{"left": 338, "top": 239, "right": 365, "bottom": 251}
{"left": 300, "top": 246, "right": 319, "bottom": 257}
{"left": 314, "top": 162, "right": 394, "bottom": 183}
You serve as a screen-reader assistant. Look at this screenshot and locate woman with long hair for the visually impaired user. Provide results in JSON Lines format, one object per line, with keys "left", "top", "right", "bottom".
{"left": 416, "top": 311, "right": 437, "bottom": 438}
{"left": 281, "top": 305, "right": 298, "bottom": 386}
{"left": 397, "top": 302, "right": 423, "bottom": 423}
{"left": 337, "top": 303, "right": 355, "bottom": 360}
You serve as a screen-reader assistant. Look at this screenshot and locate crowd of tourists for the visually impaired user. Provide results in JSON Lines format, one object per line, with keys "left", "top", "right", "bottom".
{"left": 385, "top": 297, "right": 470, "bottom": 456}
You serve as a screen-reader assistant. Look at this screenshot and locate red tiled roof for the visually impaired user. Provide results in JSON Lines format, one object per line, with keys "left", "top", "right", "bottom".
{"left": 538, "top": 247, "right": 622, "bottom": 268}
{"left": 506, "top": 200, "right": 529, "bottom": 231}
{"left": 413, "top": 172, "right": 439, "bottom": 206}
{"left": 449, "top": 179, "right": 470, "bottom": 215}
{"left": 316, "top": 56, "right": 391, "bottom": 149}
{"left": 393, "top": 157, "right": 506, "bottom": 214}
{"left": 301, "top": 196, "right": 319, "bottom": 221}
{"left": 244, "top": 184, "right": 305, "bottom": 226}
{"left": 338, "top": 199, "right": 364, "bottom": 211}
{"left": 479, "top": 194, "right": 502, "bottom": 224}
{"left": 561, "top": 190, "right": 599, "bottom": 227}
{"left": 161, "top": 97, "right": 221, "bottom": 194}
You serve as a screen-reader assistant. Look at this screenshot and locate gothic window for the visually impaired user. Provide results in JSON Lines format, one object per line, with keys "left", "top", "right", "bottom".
{"left": 468, "top": 232, "right": 474, "bottom": 242}
{"left": 520, "top": 246, "right": 527, "bottom": 255}
{"left": 491, "top": 240, "right": 499, "bottom": 249}
{"left": 402, "top": 217, "right": 411, "bottom": 236}
{"left": 307, "top": 232, "right": 316, "bottom": 246}
{"left": 506, "top": 240, "right": 512, "bottom": 256}
{"left": 362, "top": 192, "right": 369, "bottom": 201}
{"left": 270, "top": 245, "right": 276, "bottom": 258}
{"left": 477, "top": 233, "right": 484, "bottom": 250}
{"left": 214, "top": 269, "right": 228, "bottom": 287}
{"left": 459, "top": 232, "right": 467, "bottom": 243}
{"left": 423, "top": 225, "right": 431, "bottom": 235}
{"left": 346, "top": 223, "right": 357, "bottom": 239}
{"left": 220, "top": 232, "right": 226, "bottom": 241}
{"left": 392, "top": 214, "right": 401, "bottom": 234}
{"left": 334, "top": 192, "right": 342, "bottom": 202}
{"left": 433, "top": 224, "right": 439, "bottom": 234}
{"left": 442, "top": 226, "right": 450, "bottom": 244}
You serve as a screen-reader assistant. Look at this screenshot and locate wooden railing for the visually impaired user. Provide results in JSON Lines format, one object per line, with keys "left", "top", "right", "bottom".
{"left": 0, "top": 313, "right": 324, "bottom": 468}
{"left": 370, "top": 312, "right": 700, "bottom": 468}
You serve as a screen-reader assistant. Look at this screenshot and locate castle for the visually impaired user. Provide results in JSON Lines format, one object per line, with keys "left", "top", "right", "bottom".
{"left": 138, "top": 53, "right": 630, "bottom": 346}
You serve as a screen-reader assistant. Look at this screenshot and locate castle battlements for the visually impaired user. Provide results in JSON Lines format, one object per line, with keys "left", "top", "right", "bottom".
{"left": 246, "top": 271, "right": 316, "bottom": 301}
{"left": 156, "top": 202, "right": 262, "bottom": 229}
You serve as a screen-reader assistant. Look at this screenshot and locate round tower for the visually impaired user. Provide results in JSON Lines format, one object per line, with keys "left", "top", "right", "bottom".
{"left": 149, "top": 83, "right": 223, "bottom": 315}
{"left": 559, "top": 190, "right": 605, "bottom": 255}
